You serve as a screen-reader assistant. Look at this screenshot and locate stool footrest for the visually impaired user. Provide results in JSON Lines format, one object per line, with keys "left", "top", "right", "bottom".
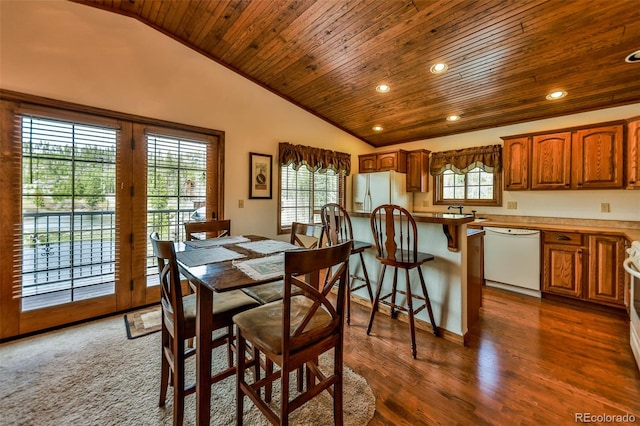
{"left": 379, "top": 296, "right": 428, "bottom": 316}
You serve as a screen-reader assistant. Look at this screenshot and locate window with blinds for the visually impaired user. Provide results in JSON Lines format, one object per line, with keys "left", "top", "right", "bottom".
{"left": 279, "top": 163, "right": 342, "bottom": 231}
{"left": 146, "top": 133, "right": 208, "bottom": 279}
{"left": 21, "top": 115, "right": 117, "bottom": 311}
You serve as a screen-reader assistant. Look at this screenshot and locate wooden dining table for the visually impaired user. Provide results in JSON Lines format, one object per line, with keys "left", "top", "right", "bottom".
{"left": 176, "top": 235, "right": 288, "bottom": 425}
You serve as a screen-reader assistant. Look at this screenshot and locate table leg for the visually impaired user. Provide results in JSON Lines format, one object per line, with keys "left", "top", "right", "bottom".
{"left": 196, "top": 283, "right": 213, "bottom": 425}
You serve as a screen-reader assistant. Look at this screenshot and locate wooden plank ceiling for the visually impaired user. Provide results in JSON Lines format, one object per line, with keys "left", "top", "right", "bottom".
{"left": 73, "top": 0, "right": 640, "bottom": 147}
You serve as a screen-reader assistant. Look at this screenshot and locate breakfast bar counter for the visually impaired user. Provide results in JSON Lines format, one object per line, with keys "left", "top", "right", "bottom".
{"left": 350, "top": 211, "right": 476, "bottom": 252}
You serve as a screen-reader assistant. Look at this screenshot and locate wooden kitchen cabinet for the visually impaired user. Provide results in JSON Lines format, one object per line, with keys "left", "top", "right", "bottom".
{"left": 406, "top": 149, "right": 430, "bottom": 192}
{"left": 572, "top": 125, "right": 624, "bottom": 189}
{"left": 358, "top": 154, "right": 378, "bottom": 173}
{"left": 542, "top": 231, "right": 584, "bottom": 298}
{"left": 627, "top": 117, "right": 640, "bottom": 189}
{"left": 502, "top": 137, "right": 530, "bottom": 190}
{"left": 531, "top": 132, "right": 572, "bottom": 189}
{"left": 503, "top": 120, "right": 627, "bottom": 191}
{"left": 358, "top": 150, "right": 407, "bottom": 173}
{"left": 587, "top": 234, "right": 625, "bottom": 307}
{"left": 542, "top": 230, "right": 626, "bottom": 308}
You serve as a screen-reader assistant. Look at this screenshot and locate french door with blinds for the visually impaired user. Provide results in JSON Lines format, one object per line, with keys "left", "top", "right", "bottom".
{"left": 0, "top": 96, "right": 224, "bottom": 339}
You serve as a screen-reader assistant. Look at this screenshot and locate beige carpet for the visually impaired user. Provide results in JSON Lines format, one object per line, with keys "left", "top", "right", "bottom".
{"left": 0, "top": 315, "right": 375, "bottom": 425}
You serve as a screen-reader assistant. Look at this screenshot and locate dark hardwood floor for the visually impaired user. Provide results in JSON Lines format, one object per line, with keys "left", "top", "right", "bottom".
{"left": 343, "top": 286, "right": 640, "bottom": 425}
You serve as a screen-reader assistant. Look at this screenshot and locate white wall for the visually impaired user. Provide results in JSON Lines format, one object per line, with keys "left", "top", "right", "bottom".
{"left": 0, "top": 0, "right": 372, "bottom": 239}
{"left": 2, "top": 0, "right": 638, "bottom": 229}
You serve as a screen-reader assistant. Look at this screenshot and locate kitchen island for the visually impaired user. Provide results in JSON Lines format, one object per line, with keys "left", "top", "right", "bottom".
{"left": 348, "top": 211, "right": 481, "bottom": 345}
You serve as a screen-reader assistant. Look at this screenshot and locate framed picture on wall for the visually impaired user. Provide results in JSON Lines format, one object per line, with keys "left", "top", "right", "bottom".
{"left": 249, "top": 152, "right": 272, "bottom": 199}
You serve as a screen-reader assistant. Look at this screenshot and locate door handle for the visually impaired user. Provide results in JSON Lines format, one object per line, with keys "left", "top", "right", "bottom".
{"left": 556, "top": 235, "right": 571, "bottom": 241}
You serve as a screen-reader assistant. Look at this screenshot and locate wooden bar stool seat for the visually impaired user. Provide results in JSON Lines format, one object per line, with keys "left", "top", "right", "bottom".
{"left": 367, "top": 204, "right": 439, "bottom": 359}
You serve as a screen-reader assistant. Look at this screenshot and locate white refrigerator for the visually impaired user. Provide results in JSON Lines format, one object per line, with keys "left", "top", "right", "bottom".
{"left": 352, "top": 171, "right": 412, "bottom": 213}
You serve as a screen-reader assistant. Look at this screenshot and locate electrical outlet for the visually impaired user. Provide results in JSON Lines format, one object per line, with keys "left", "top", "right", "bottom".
{"left": 238, "top": 199, "right": 244, "bottom": 208}
{"left": 507, "top": 201, "right": 517, "bottom": 209}
{"left": 600, "top": 202, "right": 610, "bottom": 213}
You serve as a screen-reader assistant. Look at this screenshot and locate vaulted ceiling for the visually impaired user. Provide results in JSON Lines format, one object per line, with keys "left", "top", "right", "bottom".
{"left": 73, "top": 0, "right": 640, "bottom": 147}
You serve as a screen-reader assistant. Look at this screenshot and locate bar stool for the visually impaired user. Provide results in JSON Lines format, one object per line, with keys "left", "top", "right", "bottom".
{"left": 367, "top": 204, "right": 438, "bottom": 358}
{"left": 321, "top": 203, "right": 373, "bottom": 324}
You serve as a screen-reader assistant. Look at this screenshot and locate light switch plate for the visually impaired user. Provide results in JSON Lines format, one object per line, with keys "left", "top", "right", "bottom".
{"left": 600, "top": 202, "right": 610, "bottom": 213}
{"left": 239, "top": 199, "right": 244, "bottom": 208}
{"left": 507, "top": 201, "right": 517, "bottom": 209}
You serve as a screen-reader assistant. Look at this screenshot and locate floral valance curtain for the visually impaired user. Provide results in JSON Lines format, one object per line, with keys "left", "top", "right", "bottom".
{"left": 279, "top": 142, "right": 351, "bottom": 175}
{"left": 429, "top": 144, "right": 502, "bottom": 175}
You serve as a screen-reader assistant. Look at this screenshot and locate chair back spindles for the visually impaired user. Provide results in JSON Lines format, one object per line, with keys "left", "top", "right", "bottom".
{"left": 371, "top": 204, "right": 420, "bottom": 264}
{"left": 320, "top": 202, "right": 374, "bottom": 325}
{"left": 321, "top": 203, "right": 353, "bottom": 246}
{"left": 367, "top": 204, "right": 439, "bottom": 358}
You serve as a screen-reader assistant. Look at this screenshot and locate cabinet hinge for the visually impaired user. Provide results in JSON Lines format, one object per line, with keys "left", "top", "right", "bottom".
{"left": 130, "top": 185, "right": 134, "bottom": 197}
{"left": 130, "top": 233, "right": 134, "bottom": 244}
{"left": 130, "top": 280, "right": 134, "bottom": 292}
{"left": 130, "top": 137, "right": 135, "bottom": 150}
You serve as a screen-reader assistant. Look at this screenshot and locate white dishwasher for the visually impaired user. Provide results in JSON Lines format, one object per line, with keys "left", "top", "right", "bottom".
{"left": 484, "top": 227, "right": 541, "bottom": 297}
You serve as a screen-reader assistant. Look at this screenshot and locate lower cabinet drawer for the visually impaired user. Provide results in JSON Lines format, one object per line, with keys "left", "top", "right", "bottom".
{"left": 543, "top": 231, "right": 583, "bottom": 245}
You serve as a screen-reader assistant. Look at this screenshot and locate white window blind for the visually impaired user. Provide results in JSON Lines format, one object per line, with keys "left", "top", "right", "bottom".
{"left": 20, "top": 115, "right": 117, "bottom": 311}
{"left": 280, "top": 164, "right": 340, "bottom": 229}
{"left": 146, "top": 133, "right": 208, "bottom": 277}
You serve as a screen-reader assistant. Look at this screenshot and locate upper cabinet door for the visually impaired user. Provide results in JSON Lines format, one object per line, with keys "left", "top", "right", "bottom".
{"left": 627, "top": 118, "right": 640, "bottom": 189}
{"left": 503, "top": 137, "right": 530, "bottom": 190}
{"left": 572, "top": 125, "right": 624, "bottom": 189}
{"left": 531, "top": 132, "right": 572, "bottom": 189}
{"left": 406, "top": 149, "right": 430, "bottom": 192}
{"left": 359, "top": 154, "right": 377, "bottom": 173}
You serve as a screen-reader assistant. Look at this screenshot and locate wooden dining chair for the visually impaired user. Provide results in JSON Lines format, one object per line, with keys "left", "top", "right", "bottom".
{"left": 321, "top": 203, "right": 373, "bottom": 324}
{"left": 233, "top": 241, "right": 352, "bottom": 426}
{"left": 367, "top": 204, "right": 439, "bottom": 359}
{"left": 149, "top": 232, "right": 260, "bottom": 426}
{"left": 184, "top": 219, "right": 231, "bottom": 241}
{"left": 241, "top": 222, "right": 325, "bottom": 305}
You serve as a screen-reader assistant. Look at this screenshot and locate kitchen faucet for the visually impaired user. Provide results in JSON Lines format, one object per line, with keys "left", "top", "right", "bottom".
{"left": 448, "top": 205, "right": 464, "bottom": 214}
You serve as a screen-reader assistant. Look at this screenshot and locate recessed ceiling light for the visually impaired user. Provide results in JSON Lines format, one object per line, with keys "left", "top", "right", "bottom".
{"left": 430, "top": 63, "right": 448, "bottom": 74}
{"left": 626, "top": 49, "right": 640, "bottom": 63}
{"left": 376, "top": 84, "right": 390, "bottom": 93}
{"left": 446, "top": 115, "right": 460, "bottom": 122}
{"left": 372, "top": 125, "right": 384, "bottom": 132}
{"left": 546, "top": 90, "right": 567, "bottom": 100}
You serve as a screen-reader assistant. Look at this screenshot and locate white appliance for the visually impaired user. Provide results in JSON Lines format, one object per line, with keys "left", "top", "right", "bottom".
{"left": 352, "top": 171, "right": 412, "bottom": 213}
{"left": 623, "top": 241, "right": 640, "bottom": 373}
{"left": 484, "top": 227, "right": 541, "bottom": 297}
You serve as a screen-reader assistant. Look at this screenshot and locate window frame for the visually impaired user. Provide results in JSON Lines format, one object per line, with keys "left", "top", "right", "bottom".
{"left": 0, "top": 90, "right": 225, "bottom": 339}
{"left": 433, "top": 166, "right": 502, "bottom": 207}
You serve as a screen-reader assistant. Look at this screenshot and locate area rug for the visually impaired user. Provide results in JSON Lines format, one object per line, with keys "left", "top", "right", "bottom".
{"left": 0, "top": 315, "right": 376, "bottom": 425}
{"left": 124, "top": 305, "right": 162, "bottom": 339}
